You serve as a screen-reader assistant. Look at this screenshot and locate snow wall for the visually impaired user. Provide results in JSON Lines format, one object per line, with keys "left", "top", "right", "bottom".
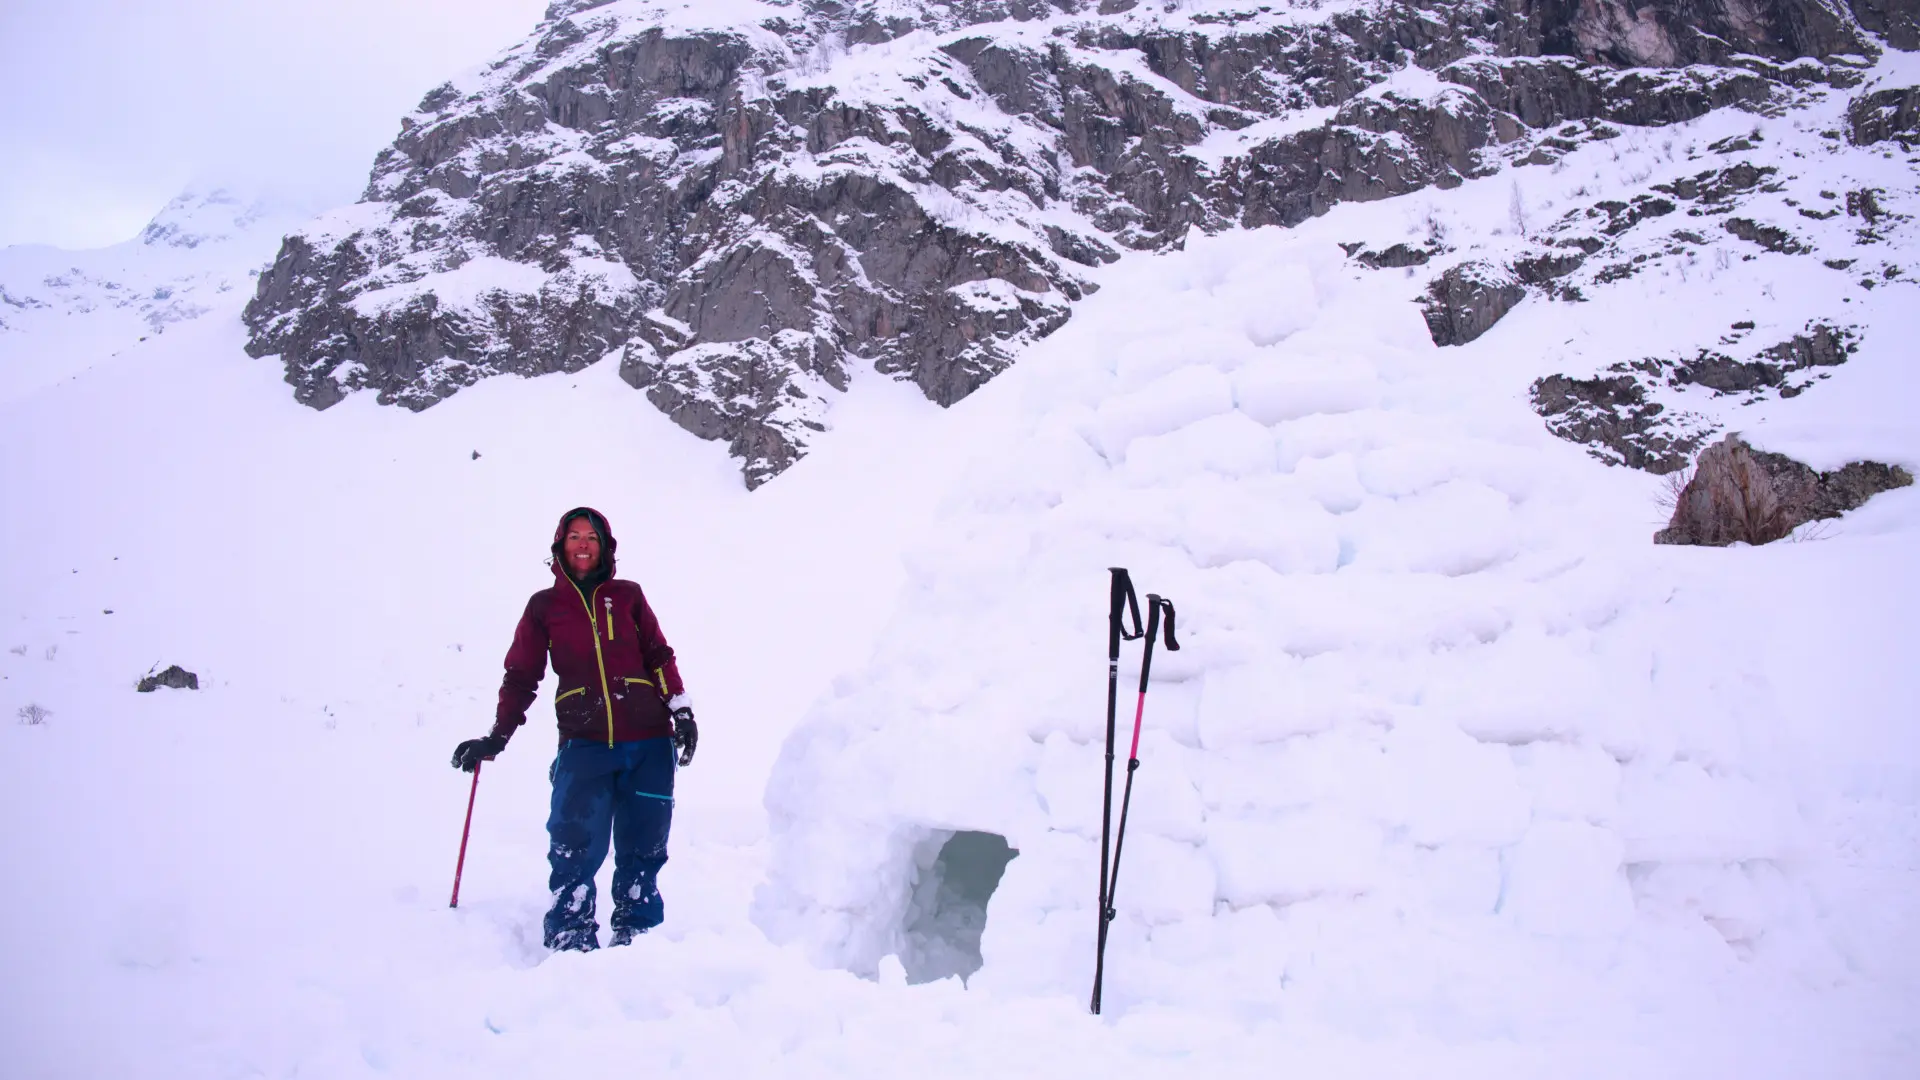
{"left": 752, "top": 221, "right": 1916, "bottom": 1030}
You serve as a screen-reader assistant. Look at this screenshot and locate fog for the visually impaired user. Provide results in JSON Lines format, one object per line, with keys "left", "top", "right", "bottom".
{"left": 0, "top": 0, "right": 550, "bottom": 248}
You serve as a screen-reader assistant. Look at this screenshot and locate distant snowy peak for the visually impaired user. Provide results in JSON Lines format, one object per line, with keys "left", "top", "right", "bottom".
{"left": 244, "top": 0, "right": 1918, "bottom": 487}
{"left": 0, "top": 185, "right": 317, "bottom": 400}
{"left": 137, "top": 188, "right": 281, "bottom": 251}
{"left": 0, "top": 184, "right": 309, "bottom": 321}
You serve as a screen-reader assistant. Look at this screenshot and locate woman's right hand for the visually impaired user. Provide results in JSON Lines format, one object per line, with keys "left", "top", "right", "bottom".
{"left": 451, "top": 734, "right": 506, "bottom": 772}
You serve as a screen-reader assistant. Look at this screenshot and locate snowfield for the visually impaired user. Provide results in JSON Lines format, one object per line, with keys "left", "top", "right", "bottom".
{"left": 4, "top": 41, "right": 1920, "bottom": 1080}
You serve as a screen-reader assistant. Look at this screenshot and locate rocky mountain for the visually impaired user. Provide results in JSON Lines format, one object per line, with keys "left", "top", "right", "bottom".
{"left": 242, "top": 0, "right": 1919, "bottom": 487}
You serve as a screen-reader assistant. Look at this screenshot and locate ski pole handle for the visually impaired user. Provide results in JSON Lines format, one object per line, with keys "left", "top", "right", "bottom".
{"left": 1108, "top": 567, "right": 1143, "bottom": 661}
{"left": 1135, "top": 595, "right": 1180, "bottom": 694}
{"left": 450, "top": 761, "right": 481, "bottom": 908}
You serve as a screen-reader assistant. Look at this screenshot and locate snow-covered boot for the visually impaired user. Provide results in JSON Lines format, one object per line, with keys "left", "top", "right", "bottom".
{"left": 547, "top": 925, "right": 600, "bottom": 953}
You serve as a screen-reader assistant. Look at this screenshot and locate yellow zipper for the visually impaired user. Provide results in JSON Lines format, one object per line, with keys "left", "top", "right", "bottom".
{"left": 605, "top": 596, "right": 614, "bottom": 641}
{"left": 622, "top": 677, "right": 653, "bottom": 688}
{"left": 570, "top": 580, "right": 617, "bottom": 746}
{"left": 556, "top": 686, "right": 586, "bottom": 702}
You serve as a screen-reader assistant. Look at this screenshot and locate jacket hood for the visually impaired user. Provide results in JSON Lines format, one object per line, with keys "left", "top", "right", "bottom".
{"left": 551, "top": 506, "right": 616, "bottom": 581}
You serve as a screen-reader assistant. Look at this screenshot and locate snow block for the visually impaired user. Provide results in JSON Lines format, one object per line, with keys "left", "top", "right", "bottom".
{"left": 1377, "top": 717, "right": 1531, "bottom": 848}
{"left": 1512, "top": 741, "right": 1623, "bottom": 825}
{"left": 1232, "top": 355, "right": 1383, "bottom": 425}
{"left": 1340, "top": 480, "right": 1518, "bottom": 576}
{"left": 1209, "top": 812, "right": 1386, "bottom": 907}
{"left": 1121, "top": 412, "right": 1277, "bottom": 485}
{"left": 1091, "top": 366, "right": 1234, "bottom": 461}
{"left": 1501, "top": 820, "right": 1633, "bottom": 937}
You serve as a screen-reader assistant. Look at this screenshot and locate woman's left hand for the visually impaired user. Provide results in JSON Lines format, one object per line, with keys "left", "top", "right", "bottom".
{"left": 669, "top": 697, "right": 697, "bottom": 766}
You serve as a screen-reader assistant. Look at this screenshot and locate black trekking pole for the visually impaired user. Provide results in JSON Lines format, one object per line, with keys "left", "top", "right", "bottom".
{"left": 1091, "top": 569, "right": 1143, "bottom": 1015}
{"left": 1102, "top": 595, "right": 1180, "bottom": 960}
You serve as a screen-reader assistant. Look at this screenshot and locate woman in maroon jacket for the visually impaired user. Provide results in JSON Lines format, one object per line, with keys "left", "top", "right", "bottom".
{"left": 451, "top": 507, "right": 696, "bottom": 951}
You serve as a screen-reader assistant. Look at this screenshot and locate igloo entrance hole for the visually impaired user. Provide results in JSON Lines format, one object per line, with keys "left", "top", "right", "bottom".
{"left": 898, "top": 830, "right": 1018, "bottom": 985}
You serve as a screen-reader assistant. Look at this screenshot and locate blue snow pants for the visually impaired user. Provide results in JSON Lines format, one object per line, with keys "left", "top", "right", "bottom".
{"left": 543, "top": 736, "right": 675, "bottom": 950}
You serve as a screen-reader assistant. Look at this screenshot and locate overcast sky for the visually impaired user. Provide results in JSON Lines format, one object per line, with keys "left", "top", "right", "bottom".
{"left": 0, "top": 0, "right": 551, "bottom": 249}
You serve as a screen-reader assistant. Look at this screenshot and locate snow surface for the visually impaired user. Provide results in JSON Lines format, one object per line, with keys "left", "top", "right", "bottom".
{"left": 4, "top": 43, "right": 1920, "bottom": 1080}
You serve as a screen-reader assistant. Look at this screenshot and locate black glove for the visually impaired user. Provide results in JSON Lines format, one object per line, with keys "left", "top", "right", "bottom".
{"left": 451, "top": 733, "right": 506, "bottom": 772}
{"left": 671, "top": 707, "right": 697, "bottom": 766}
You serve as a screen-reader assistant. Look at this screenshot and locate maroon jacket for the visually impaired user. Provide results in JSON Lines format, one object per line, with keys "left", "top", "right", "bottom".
{"left": 490, "top": 508, "right": 685, "bottom": 747}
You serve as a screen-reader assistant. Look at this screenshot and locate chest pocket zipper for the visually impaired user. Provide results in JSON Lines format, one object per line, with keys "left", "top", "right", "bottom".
{"left": 604, "top": 596, "right": 615, "bottom": 641}
{"left": 570, "top": 582, "right": 616, "bottom": 746}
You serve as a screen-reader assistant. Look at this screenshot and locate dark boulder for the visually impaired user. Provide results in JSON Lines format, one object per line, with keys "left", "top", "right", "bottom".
{"left": 1655, "top": 434, "right": 1914, "bottom": 545}
{"left": 1512, "top": 249, "right": 1588, "bottom": 283}
{"left": 137, "top": 665, "right": 200, "bottom": 692}
{"left": 1343, "top": 241, "right": 1437, "bottom": 268}
{"left": 1723, "top": 216, "right": 1810, "bottom": 254}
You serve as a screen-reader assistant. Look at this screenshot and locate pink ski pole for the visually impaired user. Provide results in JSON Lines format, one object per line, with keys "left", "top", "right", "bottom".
{"left": 450, "top": 761, "right": 481, "bottom": 908}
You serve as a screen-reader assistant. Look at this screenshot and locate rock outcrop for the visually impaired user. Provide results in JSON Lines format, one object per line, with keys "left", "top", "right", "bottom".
{"left": 1655, "top": 434, "right": 1913, "bottom": 545}
{"left": 243, "top": 0, "right": 1884, "bottom": 486}
{"left": 1847, "top": 0, "right": 1920, "bottom": 50}
{"left": 1531, "top": 373, "right": 1711, "bottom": 474}
{"left": 1849, "top": 84, "right": 1920, "bottom": 146}
{"left": 1420, "top": 260, "right": 1526, "bottom": 345}
{"left": 1532, "top": 323, "right": 1862, "bottom": 473}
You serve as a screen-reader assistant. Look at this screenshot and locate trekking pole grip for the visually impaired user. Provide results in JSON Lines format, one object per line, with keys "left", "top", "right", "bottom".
{"left": 1108, "top": 568, "right": 1143, "bottom": 658}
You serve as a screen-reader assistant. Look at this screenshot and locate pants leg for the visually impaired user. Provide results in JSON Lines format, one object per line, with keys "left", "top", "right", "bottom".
{"left": 610, "top": 736, "right": 676, "bottom": 937}
{"left": 544, "top": 741, "right": 618, "bottom": 950}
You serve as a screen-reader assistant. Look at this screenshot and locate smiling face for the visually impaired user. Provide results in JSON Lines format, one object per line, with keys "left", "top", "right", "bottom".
{"left": 561, "top": 516, "right": 602, "bottom": 580}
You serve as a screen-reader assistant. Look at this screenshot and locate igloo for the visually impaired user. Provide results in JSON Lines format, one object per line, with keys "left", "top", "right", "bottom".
{"left": 751, "top": 232, "right": 1856, "bottom": 1026}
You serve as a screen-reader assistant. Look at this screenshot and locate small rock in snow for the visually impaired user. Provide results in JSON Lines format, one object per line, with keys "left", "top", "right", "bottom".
{"left": 136, "top": 665, "right": 200, "bottom": 693}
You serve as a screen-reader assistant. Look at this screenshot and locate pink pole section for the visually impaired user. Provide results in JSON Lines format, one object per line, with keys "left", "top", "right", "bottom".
{"left": 450, "top": 762, "right": 481, "bottom": 908}
{"left": 1127, "top": 692, "right": 1148, "bottom": 761}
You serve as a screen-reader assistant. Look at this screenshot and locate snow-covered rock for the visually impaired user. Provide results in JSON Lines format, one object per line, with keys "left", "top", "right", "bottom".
{"left": 242, "top": 0, "right": 1906, "bottom": 487}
